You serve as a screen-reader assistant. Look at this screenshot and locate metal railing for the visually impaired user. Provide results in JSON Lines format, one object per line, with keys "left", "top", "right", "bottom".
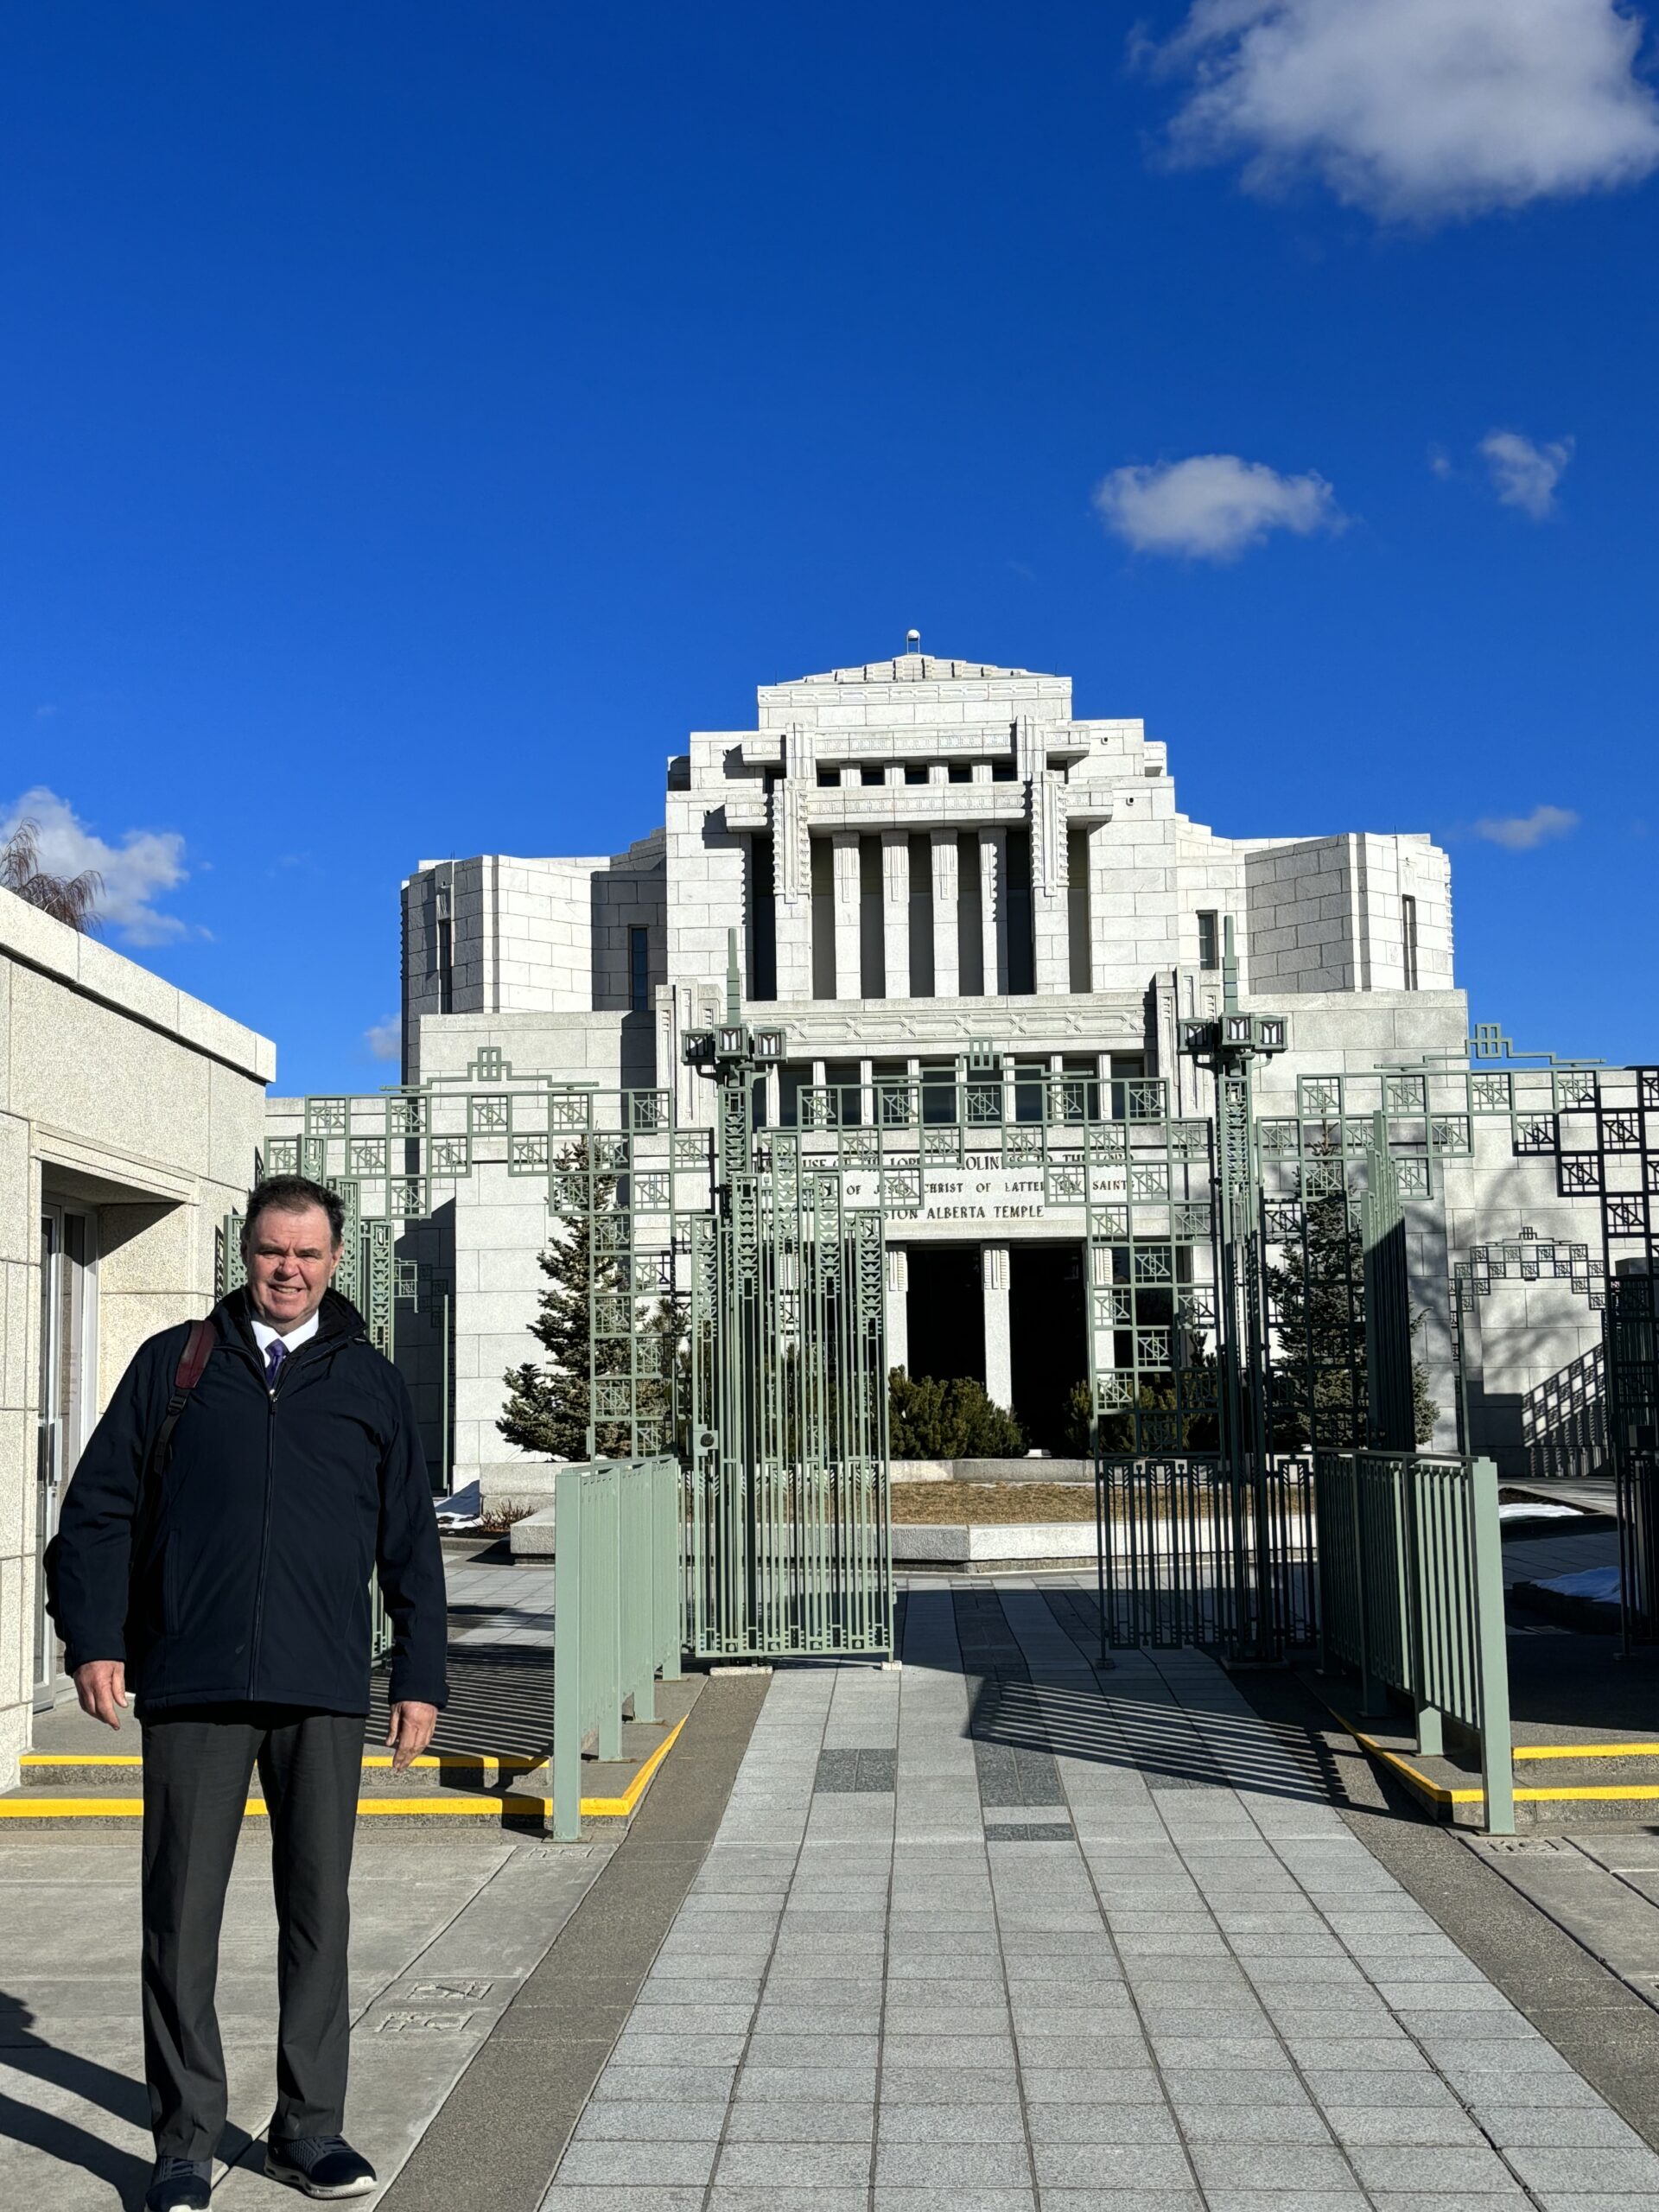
{"left": 1093, "top": 1453, "right": 1317, "bottom": 1656}
{"left": 551, "top": 1454, "right": 683, "bottom": 1840}
{"left": 1314, "top": 1450, "right": 1513, "bottom": 1834}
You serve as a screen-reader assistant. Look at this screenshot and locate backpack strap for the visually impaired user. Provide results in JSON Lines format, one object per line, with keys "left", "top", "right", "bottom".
{"left": 149, "top": 1317, "right": 218, "bottom": 1479}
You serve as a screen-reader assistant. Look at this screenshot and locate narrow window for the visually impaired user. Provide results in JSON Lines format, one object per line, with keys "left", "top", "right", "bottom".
{"left": 435, "top": 916, "right": 454, "bottom": 1014}
{"left": 904, "top": 764, "right": 928, "bottom": 785}
{"left": 991, "top": 760, "right": 1016, "bottom": 783}
{"left": 907, "top": 833, "right": 935, "bottom": 997}
{"left": 810, "top": 839, "right": 835, "bottom": 1000}
{"left": 1402, "top": 895, "right": 1419, "bottom": 991}
{"left": 957, "top": 832, "right": 985, "bottom": 995}
{"left": 817, "top": 766, "right": 838, "bottom": 788}
{"left": 628, "top": 925, "right": 650, "bottom": 1014}
{"left": 1197, "top": 911, "right": 1219, "bottom": 971}
{"left": 825, "top": 1058, "right": 861, "bottom": 1128}
{"left": 747, "top": 836, "right": 776, "bottom": 1001}
{"left": 947, "top": 763, "right": 971, "bottom": 784}
{"left": 1067, "top": 823, "right": 1091, "bottom": 992}
{"left": 860, "top": 766, "right": 884, "bottom": 787}
{"left": 1005, "top": 830, "right": 1034, "bottom": 995}
{"left": 858, "top": 836, "right": 885, "bottom": 998}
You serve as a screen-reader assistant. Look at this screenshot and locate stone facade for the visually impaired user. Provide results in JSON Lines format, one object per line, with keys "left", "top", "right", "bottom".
{"left": 380, "top": 652, "right": 1595, "bottom": 1491}
{"left": 1, "top": 893, "right": 274, "bottom": 1791}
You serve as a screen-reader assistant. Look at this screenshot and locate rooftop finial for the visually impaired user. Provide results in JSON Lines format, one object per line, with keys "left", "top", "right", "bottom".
{"left": 905, "top": 628, "right": 921, "bottom": 657}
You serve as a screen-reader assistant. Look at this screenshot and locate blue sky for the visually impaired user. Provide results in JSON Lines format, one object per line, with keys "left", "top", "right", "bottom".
{"left": 3, "top": 1, "right": 1655, "bottom": 1091}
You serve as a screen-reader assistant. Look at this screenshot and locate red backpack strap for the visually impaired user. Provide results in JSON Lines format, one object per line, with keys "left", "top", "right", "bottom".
{"left": 149, "top": 1316, "right": 218, "bottom": 1478}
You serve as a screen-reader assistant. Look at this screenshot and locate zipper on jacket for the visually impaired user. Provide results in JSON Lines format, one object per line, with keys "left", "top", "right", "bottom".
{"left": 247, "top": 1386, "right": 278, "bottom": 1700}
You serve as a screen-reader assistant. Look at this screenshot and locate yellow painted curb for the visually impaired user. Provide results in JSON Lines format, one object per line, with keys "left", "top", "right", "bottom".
{"left": 1311, "top": 1688, "right": 1659, "bottom": 1815}
{"left": 18, "top": 1751, "right": 540, "bottom": 1774}
{"left": 2, "top": 1713, "right": 690, "bottom": 1823}
{"left": 1510, "top": 1742, "right": 1659, "bottom": 1762}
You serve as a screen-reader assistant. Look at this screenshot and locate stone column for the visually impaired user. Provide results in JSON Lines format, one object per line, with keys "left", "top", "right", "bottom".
{"left": 982, "top": 1243, "right": 1013, "bottom": 1409}
{"left": 832, "top": 832, "right": 861, "bottom": 1002}
{"left": 1031, "top": 769, "right": 1071, "bottom": 995}
{"left": 981, "top": 830, "right": 1006, "bottom": 997}
{"left": 771, "top": 772, "right": 812, "bottom": 1000}
{"left": 930, "top": 829, "right": 960, "bottom": 998}
{"left": 886, "top": 1246, "right": 910, "bottom": 1376}
{"left": 881, "top": 832, "right": 911, "bottom": 999}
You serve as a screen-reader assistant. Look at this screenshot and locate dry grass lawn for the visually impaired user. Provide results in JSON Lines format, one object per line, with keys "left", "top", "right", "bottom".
{"left": 891, "top": 1479, "right": 1096, "bottom": 1524}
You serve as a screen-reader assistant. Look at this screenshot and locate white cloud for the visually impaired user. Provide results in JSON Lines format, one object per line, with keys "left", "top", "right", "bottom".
{"left": 1479, "top": 429, "right": 1574, "bottom": 518}
{"left": 1147, "top": 0, "right": 1659, "bottom": 223}
{"left": 1, "top": 785, "right": 192, "bottom": 944}
{"left": 1094, "top": 452, "right": 1344, "bottom": 559}
{"left": 1473, "top": 804, "right": 1580, "bottom": 849}
{"left": 364, "top": 1015, "right": 402, "bottom": 1062}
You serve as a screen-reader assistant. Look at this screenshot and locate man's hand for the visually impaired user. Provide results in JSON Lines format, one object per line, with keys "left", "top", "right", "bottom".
{"left": 74, "top": 1661, "right": 128, "bottom": 1730}
{"left": 386, "top": 1700, "right": 438, "bottom": 1773}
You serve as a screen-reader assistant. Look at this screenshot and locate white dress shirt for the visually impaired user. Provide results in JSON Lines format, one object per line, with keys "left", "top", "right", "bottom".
{"left": 250, "top": 1311, "right": 321, "bottom": 1362}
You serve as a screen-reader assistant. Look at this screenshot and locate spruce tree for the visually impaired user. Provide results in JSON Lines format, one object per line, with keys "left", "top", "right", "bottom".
{"left": 499, "top": 1139, "right": 636, "bottom": 1459}
{"left": 1265, "top": 1165, "right": 1438, "bottom": 1449}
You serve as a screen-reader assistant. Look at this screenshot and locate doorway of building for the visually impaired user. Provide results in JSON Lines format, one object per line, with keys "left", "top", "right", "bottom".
{"left": 1010, "top": 1243, "right": 1087, "bottom": 1453}
{"left": 36, "top": 1205, "right": 93, "bottom": 1706}
{"left": 904, "top": 1244, "right": 984, "bottom": 1386}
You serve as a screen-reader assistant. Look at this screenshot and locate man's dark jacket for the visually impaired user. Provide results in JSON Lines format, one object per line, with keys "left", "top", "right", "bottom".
{"left": 48, "top": 1287, "right": 448, "bottom": 1716}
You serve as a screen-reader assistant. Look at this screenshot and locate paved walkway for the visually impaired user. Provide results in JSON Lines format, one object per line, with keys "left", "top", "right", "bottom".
{"left": 544, "top": 1579, "right": 1659, "bottom": 2212}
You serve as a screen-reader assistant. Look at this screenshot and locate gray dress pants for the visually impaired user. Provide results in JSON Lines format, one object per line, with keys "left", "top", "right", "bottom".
{"left": 140, "top": 1705, "right": 363, "bottom": 2158}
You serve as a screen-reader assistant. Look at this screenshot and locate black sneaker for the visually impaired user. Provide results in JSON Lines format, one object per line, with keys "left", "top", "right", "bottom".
{"left": 264, "top": 2133, "right": 378, "bottom": 2199}
{"left": 145, "top": 2158, "right": 212, "bottom": 2212}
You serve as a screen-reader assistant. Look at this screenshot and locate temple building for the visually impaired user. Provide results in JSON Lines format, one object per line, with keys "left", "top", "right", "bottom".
{"left": 382, "top": 648, "right": 1543, "bottom": 1490}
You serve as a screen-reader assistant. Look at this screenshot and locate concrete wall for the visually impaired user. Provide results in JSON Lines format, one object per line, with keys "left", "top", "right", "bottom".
{"left": 0, "top": 894, "right": 275, "bottom": 1791}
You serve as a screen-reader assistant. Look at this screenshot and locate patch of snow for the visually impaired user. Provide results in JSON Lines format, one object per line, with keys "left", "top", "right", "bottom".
{"left": 1537, "top": 1565, "right": 1622, "bottom": 1603}
{"left": 435, "top": 1478, "right": 482, "bottom": 1528}
{"left": 1499, "top": 1502, "right": 1586, "bottom": 1522}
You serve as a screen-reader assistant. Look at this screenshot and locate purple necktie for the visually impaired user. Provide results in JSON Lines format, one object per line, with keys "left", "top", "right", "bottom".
{"left": 265, "top": 1339, "right": 288, "bottom": 1389}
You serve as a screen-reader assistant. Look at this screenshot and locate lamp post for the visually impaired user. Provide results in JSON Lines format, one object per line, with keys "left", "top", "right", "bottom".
{"left": 1179, "top": 918, "right": 1288, "bottom": 1662}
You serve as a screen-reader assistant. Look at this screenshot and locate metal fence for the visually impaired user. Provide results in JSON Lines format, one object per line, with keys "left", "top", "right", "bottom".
{"left": 1094, "top": 1454, "right": 1317, "bottom": 1653}
{"left": 550, "top": 1454, "right": 682, "bottom": 1840}
{"left": 1314, "top": 1450, "right": 1513, "bottom": 1834}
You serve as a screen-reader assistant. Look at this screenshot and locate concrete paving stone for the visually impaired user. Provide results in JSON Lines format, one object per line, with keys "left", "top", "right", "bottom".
{"left": 716, "top": 2140, "right": 874, "bottom": 2184}
{"left": 573, "top": 2100, "right": 731, "bottom": 2141}
{"left": 1281, "top": 2036, "right": 1425, "bottom": 2071}
{"left": 1009, "top": 2188, "right": 1205, "bottom": 2212}
{"left": 875, "top": 2141, "right": 1035, "bottom": 2184}
{"left": 879, "top": 2064, "right": 1021, "bottom": 2103}
{"left": 607, "top": 2001, "right": 754, "bottom": 2036}
{"left": 1033, "top": 2143, "right": 1196, "bottom": 2189}
{"left": 1156, "top": 2069, "right": 1314, "bottom": 2107}
{"left": 606, "top": 2031, "right": 749, "bottom": 2066}
{"left": 1300, "top": 2069, "right": 1480, "bottom": 2110}
{"left": 731, "top": 2063, "right": 879, "bottom": 2102}
{"left": 1115, "top": 1933, "right": 1232, "bottom": 1959}
{"left": 1166, "top": 2104, "right": 1335, "bottom": 2148}
{"left": 885, "top": 1955, "right": 1007, "bottom": 1982}
{"left": 704, "top": 2190, "right": 867, "bottom": 2212}
{"left": 1025, "top": 2105, "right": 1183, "bottom": 2146}
{"left": 743, "top": 2030, "right": 879, "bottom": 2065}
{"left": 1014, "top": 2032, "right": 1153, "bottom": 2067}
{"left": 1471, "top": 2107, "right": 1645, "bottom": 2151}
{"left": 867, "top": 2192, "right": 1036, "bottom": 2212}
{"left": 554, "top": 2143, "right": 719, "bottom": 2187}
{"left": 637, "top": 1976, "right": 765, "bottom": 2005}
{"left": 588, "top": 2064, "right": 739, "bottom": 2101}
{"left": 540, "top": 2190, "right": 707, "bottom": 2212}
{"left": 883, "top": 2002, "right": 1012, "bottom": 2036}
{"left": 723, "top": 2101, "right": 876, "bottom": 2142}
{"left": 1344, "top": 2144, "right": 1529, "bottom": 2192}
{"left": 1147, "top": 2035, "right": 1292, "bottom": 2069}
{"left": 877, "top": 2107, "right": 1030, "bottom": 2145}
{"left": 1187, "top": 2145, "right": 1363, "bottom": 2191}
{"left": 1450, "top": 2071, "right": 1607, "bottom": 2109}
{"left": 1192, "top": 2194, "right": 1369, "bottom": 2212}
{"left": 1363, "top": 2196, "right": 1533, "bottom": 2212}
{"left": 1508, "top": 2146, "right": 1659, "bottom": 2192}
{"left": 753, "top": 2001, "right": 884, "bottom": 2033}
{"left": 1529, "top": 2200, "right": 1659, "bottom": 2212}
{"left": 881, "top": 2033, "right": 1020, "bottom": 2069}
{"left": 1318, "top": 2106, "right": 1485, "bottom": 2147}
{"left": 1368, "top": 1980, "right": 1515, "bottom": 2011}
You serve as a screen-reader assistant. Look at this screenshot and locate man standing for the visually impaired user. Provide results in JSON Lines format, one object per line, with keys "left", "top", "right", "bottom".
{"left": 49, "top": 1176, "right": 448, "bottom": 2209}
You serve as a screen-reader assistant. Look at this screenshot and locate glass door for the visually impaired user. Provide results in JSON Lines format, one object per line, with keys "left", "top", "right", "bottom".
{"left": 35, "top": 1206, "right": 92, "bottom": 1704}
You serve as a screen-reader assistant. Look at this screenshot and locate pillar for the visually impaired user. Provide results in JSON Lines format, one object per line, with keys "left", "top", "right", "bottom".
{"left": 930, "top": 829, "right": 960, "bottom": 998}
{"left": 981, "top": 830, "right": 1006, "bottom": 998}
{"left": 771, "top": 767, "right": 813, "bottom": 1001}
{"left": 881, "top": 832, "right": 910, "bottom": 999}
{"left": 832, "top": 832, "right": 861, "bottom": 1002}
{"left": 886, "top": 1247, "right": 909, "bottom": 1376}
{"left": 1031, "top": 770, "right": 1071, "bottom": 995}
{"left": 982, "top": 1243, "right": 1012, "bottom": 1410}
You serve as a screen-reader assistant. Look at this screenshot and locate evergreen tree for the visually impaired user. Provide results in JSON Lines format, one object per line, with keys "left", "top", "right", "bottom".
{"left": 499, "top": 1139, "right": 636, "bottom": 1459}
{"left": 1265, "top": 1166, "right": 1438, "bottom": 1449}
